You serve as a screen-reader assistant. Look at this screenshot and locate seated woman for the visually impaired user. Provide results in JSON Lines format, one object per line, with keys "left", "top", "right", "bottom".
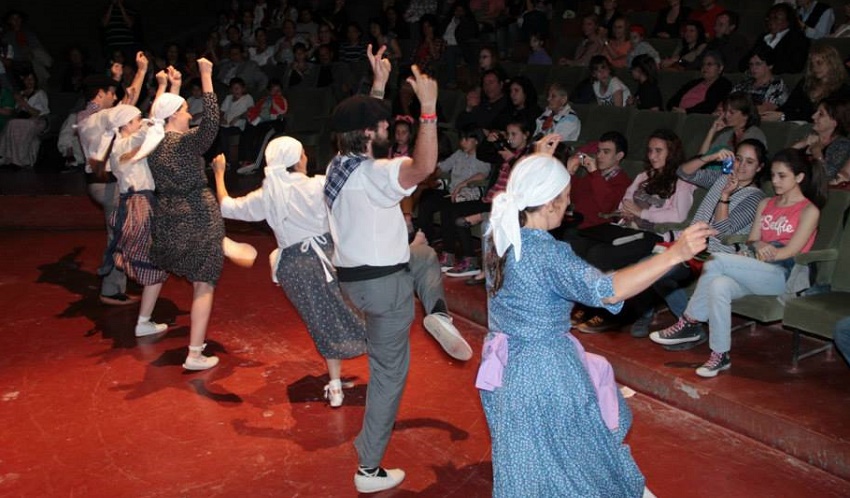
{"left": 628, "top": 54, "right": 663, "bottom": 111}
{"left": 660, "top": 20, "right": 707, "bottom": 71}
{"left": 764, "top": 43, "right": 850, "bottom": 123}
{"left": 731, "top": 46, "right": 789, "bottom": 115}
{"left": 534, "top": 82, "right": 580, "bottom": 142}
{"left": 236, "top": 78, "right": 289, "bottom": 175}
{"left": 630, "top": 139, "right": 768, "bottom": 338}
{"left": 505, "top": 75, "right": 541, "bottom": 133}
{"left": 649, "top": 149, "right": 826, "bottom": 378}
{"left": 589, "top": 55, "right": 631, "bottom": 107}
{"left": 570, "top": 129, "right": 697, "bottom": 333}
{"left": 699, "top": 92, "right": 767, "bottom": 169}
{"left": 559, "top": 14, "right": 604, "bottom": 67}
{"left": 653, "top": 0, "right": 691, "bottom": 39}
{"left": 600, "top": 16, "right": 632, "bottom": 69}
{"left": 791, "top": 96, "right": 850, "bottom": 184}
{"left": 0, "top": 70, "right": 49, "bottom": 168}
{"left": 667, "top": 50, "right": 732, "bottom": 114}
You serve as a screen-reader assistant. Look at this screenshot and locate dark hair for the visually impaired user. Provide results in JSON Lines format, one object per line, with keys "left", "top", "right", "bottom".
{"left": 718, "top": 10, "right": 739, "bottom": 30}
{"left": 682, "top": 20, "right": 707, "bottom": 46}
{"left": 770, "top": 3, "right": 800, "bottom": 31}
{"left": 229, "top": 77, "right": 246, "bottom": 88}
{"left": 369, "top": 16, "right": 387, "bottom": 35}
{"left": 725, "top": 91, "right": 760, "bottom": 129}
{"left": 770, "top": 148, "right": 827, "bottom": 209}
{"left": 267, "top": 78, "right": 283, "bottom": 89}
{"left": 188, "top": 77, "right": 202, "bottom": 89}
{"left": 735, "top": 137, "right": 769, "bottom": 186}
{"left": 228, "top": 42, "right": 244, "bottom": 53}
{"left": 293, "top": 42, "right": 309, "bottom": 53}
{"left": 459, "top": 125, "right": 483, "bottom": 142}
{"left": 599, "top": 130, "right": 628, "bottom": 156}
{"left": 630, "top": 54, "right": 658, "bottom": 85}
{"left": 505, "top": 118, "right": 533, "bottom": 141}
{"left": 335, "top": 129, "right": 370, "bottom": 155}
{"left": 749, "top": 44, "right": 776, "bottom": 68}
{"left": 486, "top": 205, "right": 545, "bottom": 297}
{"left": 817, "top": 96, "right": 850, "bottom": 138}
{"left": 83, "top": 76, "right": 117, "bottom": 101}
{"left": 481, "top": 67, "right": 508, "bottom": 86}
{"left": 509, "top": 75, "right": 538, "bottom": 109}
{"left": 643, "top": 129, "right": 685, "bottom": 198}
{"left": 419, "top": 14, "right": 439, "bottom": 37}
{"left": 702, "top": 49, "right": 724, "bottom": 68}
{"left": 589, "top": 54, "right": 612, "bottom": 73}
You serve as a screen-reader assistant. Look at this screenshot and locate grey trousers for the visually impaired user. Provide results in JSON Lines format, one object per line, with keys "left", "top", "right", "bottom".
{"left": 341, "top": 269, "right": 415, "bottom": 467}
{"left": 408, "top": 243, "right": 446, "bottom": 315}
{"left": 88, "top": 181, "right": 127, "bottom": 297}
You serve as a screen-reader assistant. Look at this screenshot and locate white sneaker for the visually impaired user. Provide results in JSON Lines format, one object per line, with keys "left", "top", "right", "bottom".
{"left": 324, "top": 380, "right": 344, "bottom": 408}
{"left": 423, "top": 312, "right": 473, "bottom": 361}
{"left": 135, "top": 321, "right": 168, "bottom": 337}
{"left": 183, "top": 344, "right": 220, "bottom": 370}
{"left": 354, "top": 467, "right": 405, "bottom": 493}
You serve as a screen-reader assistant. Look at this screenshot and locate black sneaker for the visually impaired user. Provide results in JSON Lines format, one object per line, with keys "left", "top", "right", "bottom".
{"left": 99, "top": 293, "right": 140, "bottom": 306}
{"left": 696, "top": 351, "right": 731, "bottom": 378}
{"left": 630, "top": 312, "right": 654, "bottom": 338}
{"left": 649, "top": 317, "right": 704, "bottom": 345}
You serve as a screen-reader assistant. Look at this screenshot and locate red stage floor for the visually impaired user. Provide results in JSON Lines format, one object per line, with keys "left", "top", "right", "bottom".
{"left": 1, "top": 170, "right": 849, "bottom": 496}
{"left": 1, "top": 227, "right": 848, "bottom": 497}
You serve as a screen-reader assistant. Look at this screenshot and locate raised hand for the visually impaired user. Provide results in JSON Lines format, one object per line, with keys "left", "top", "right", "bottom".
{"left": 167, "top": 66, "right": 182, "bottom": 87}
{"left": 366, "top": 44, "right": 392, "bottom": 89}
{"left": 406, "top": 64, "right": 437, "bottom": 113}
{"left": 197, "top": 57, "right": 213, "bottom": 75}
{"left": 211, "top": 153, "right": 227, "bottom": 174}
{"left": 136, "top": 51, "right": 149, "bottom": 72}
{"left": 534, "top": 133, "right": 561, "bottom": 156}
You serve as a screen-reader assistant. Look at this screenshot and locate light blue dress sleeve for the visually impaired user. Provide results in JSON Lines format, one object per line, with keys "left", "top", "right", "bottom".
{"left": 547, "top": 242, "right": 624, "bottom": 314}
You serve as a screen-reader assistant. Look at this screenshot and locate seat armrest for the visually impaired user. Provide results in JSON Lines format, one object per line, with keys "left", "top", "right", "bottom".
{"left": 794, "top": 249, "right": 839, "bottom": 265}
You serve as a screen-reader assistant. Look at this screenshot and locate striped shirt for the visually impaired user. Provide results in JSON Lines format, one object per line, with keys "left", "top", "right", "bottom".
{"left": 678, "top": 167, "right": 765, "bottom": 254}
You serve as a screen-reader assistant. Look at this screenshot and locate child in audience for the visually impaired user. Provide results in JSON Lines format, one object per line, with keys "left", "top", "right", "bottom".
{"left": 392, "top": 115, "right": 421, "bottom": 234}
{"left": 185, "top": 78, "right": 204, "bottom": 126}
{"left": 218, "top": 77, "right": 254, "bottom": 166}
{"left": 626, "top": 25, "right": 660, "bottom": 68}
{"left": 527, "top": 32, "right": 552, "bottom": 65}
{"left": 417, "top": 127, "right": 491, "bottom": 268}
{"left": 590, "top": 55, "right": 631, "bottom": 106}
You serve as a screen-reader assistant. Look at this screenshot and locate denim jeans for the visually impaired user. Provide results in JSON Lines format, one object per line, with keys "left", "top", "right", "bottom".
{"left": 684, "top": 253, "right": 788, "bottom": 353}
{"left": 834, "top": 316, "right": 850, "bottom": 365}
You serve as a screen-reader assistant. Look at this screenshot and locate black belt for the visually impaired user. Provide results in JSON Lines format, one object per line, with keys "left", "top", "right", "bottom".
{"left": 336, "top": 263, "right": 409, "bottom": 282}
{"left": 86, "top": 172, "right": 118, "bottom": 184}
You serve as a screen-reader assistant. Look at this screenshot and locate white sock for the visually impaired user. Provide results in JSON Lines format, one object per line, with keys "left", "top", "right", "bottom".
{"left": 137, "top": 315, "right": 150, "bottom": 324}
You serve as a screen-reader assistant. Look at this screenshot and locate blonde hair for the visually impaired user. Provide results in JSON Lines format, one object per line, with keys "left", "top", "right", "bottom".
{"left": 804, "top": 43, "right": 848, "bottom": 103}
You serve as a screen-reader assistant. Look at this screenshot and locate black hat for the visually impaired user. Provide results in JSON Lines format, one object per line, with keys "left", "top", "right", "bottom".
{"left": 331, "top": 95, "right": 392, "bottom": 133}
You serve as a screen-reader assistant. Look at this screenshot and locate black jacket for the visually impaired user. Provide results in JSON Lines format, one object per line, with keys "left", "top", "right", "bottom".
{"left": 667, "top": 77, "right": 734, "bottom": 114}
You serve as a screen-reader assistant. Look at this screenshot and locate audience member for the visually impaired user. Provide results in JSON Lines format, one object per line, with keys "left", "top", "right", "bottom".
{"left": 705, "top": 10, "right": 750, "bottom": 72}
{"left": 653, "top": 0, "right": 691, "bottom": 39}
{"left": 369, "top": 17, "right": 402, "bottom": 64}
{"left": 626, "top": 25, "right": 660, "bottom": 68}
{"left": 100, "top": 1, "right": 138, "bottom": 62}
{"left": 296, "top": 7, "right": 319, "bottom": 41}
{"left": 742, "top": 3, "right": 809, "bottom": 74}
{"left": 688, "top": 0, "right": 724, "bottom": 39}
{"left": 599, "top": 0, "right": 624, "bottom": 36}
{"left": 559, "top": 14, "right": 604, "bottom": 67}
{"left": 412, "top": 15, "right": 445, "bottom": 70}
{"left": 0, "top": 70, "right": 49, "bottom": 167}
{"left": 288, "top": 42, "right": 317, "bottom": 87}
{"left": 661, "top": 20, "right": 707, "bottom": 71}
{"left": 274, "top": 19, "right": 306, "bottom": 64}
{"left": 629, "top": 54, "right": 663, "bottom": 110}
{"left": 590, "top": 55, "right": 631, "bottom": 106}
{"left": 535, "top": 82, "right": 580, "bottom": 141}
{"left": 699, "top": 92, "right": 767, "bottom": 166}
{"left": 338, "top": 22, "right": 368, "bottom": 63}
{"left": 667, "top": 50, "right": 733, "bottom": 114}
{"left": 791, "top": 96, "right": 850, "bottom": 182}
{"left": 237, "top": 78, "right": 288, "bottom": 175}
{"left": 505, "top": 75, "right": 542, "bottom": 133}
{"left": 60, "top": 46, "right": 96, "bottom": 94}
{"left": 527, "top": 32, "right": 552, "bottom": 65}
{"left": 456, "top": 68, "right": 511, "bottom": 133}
{"left": 249, "top": 28, "right": 276, "bottom": 66}
{"left": 797, "top": 0, "right": 835, "bottom": 40}
{"left": 2, "top": 10, "right": 51, "bottom": 86}
{"left": 602, "top": 16, "right": 632, "bottom": 69}
{"left": 731, "top": 46, "right": 790, "bottom": 114}
{"left": 217, "top": 43, "right": 267, "bottom": 95}
{"left": 831, "top": 2, "right": 850, "bottom": 37}
{"left": 217, "top": 77, "right": 255, "bottom": 167}
{"left": 562, "top": 130, "right": 632, "bottom": 231}
{"left": 767, "top": 43, "right": 850, "bottom": 122}
{"left": 441, "top": 3, "right": 479, "bottom": 87}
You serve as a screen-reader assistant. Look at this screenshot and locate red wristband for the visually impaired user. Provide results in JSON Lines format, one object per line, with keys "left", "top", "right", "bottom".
{"left": 420, "top": 113, "right": 437, "bottom": 120}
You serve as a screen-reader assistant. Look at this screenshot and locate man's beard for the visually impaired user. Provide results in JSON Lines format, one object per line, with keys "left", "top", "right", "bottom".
{"left": 371, "top": 135, "right": 391, "bottom": 159}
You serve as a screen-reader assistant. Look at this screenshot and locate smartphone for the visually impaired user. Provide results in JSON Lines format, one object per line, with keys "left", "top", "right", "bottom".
{"left": 721, "top": 157, "right": 734, "bottom": 174}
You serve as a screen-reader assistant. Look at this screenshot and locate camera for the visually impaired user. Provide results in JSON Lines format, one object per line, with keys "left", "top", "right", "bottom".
{"left": 493, "top": 138, "right": 509, "bottom": 150}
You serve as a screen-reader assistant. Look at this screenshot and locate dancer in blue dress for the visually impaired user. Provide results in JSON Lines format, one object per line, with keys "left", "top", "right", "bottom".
{"left": 477, "top": 141, "right": 714, "bottom": 497}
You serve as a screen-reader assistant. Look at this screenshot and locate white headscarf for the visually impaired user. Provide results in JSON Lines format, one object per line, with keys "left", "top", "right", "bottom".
{"left": 90, "top": 104, "right": 142, "bottom": 161}
{"left": 262, "top": 136, "right": 304, "bottom": 239}
{"left": 487, "top": 153, "right": 571, "bottom": 262}
{"left": 132, "top": 93, "right": 186, "bottom": 161}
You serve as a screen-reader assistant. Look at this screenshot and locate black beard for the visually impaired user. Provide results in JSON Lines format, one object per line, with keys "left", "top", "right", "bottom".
{"left": 371, "top": 136, "right": 391, "bottom": 159}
